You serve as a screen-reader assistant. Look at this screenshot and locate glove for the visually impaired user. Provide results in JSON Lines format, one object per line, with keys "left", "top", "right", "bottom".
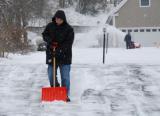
{"left": 50, "top": 42, "right": 58, "bottom": 49}
{"left": 51, "top": 47, "right": 63, "bottom": 58}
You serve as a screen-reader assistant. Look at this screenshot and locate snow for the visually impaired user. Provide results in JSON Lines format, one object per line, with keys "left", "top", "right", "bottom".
{"left": 28, "top": 18, "right": 47, "bottom": 27}
{"left": 74, "top": 25, "right": 125, "bottom": 48}
{"left": 73, "top": 47, "right": 160, "bottom": 65}
{"left": 27, "top": 31, "right": 42, "bottom": 46}
{"left": 63, "top": 8, "right": 108, "bottom": 26}
{"left": 1, "top": 47, "right": 160, "bottom": 116}
{"left": 1, "top": 7, "right": 160, "bottom": 116}
{"left": 28, "top": 7, "right": 109, "bottom": 27}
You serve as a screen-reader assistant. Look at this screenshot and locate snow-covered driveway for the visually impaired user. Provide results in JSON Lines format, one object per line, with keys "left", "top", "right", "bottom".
{"left": 0, "top": 48, "right": 160, "bottom": 116}
{"left": 0, "top": 63, "right": 46, "bottom": 116}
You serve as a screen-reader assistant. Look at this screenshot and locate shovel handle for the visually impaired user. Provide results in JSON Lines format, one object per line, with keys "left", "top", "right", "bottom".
{"left": 53, "top": 48, "right": 56, "bottom": 87}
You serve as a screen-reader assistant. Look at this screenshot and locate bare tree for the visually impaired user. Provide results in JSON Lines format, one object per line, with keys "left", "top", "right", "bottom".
{"left": 59, "top": 0, "right": 74, "bottom": 8}
{"left": 59, "top": 0, "right": 65, "bottom": 8}
{"left": 76, "top": 0, "right": 108, "bottom": 15}
{"left": 0, "top": 0, "right": 11, "bottom": 57}
{"left": 0, "top": 0, "right": 42, "bottom": 57}
{"left": 68, "top": 0, "right": 73, "bottom": 5}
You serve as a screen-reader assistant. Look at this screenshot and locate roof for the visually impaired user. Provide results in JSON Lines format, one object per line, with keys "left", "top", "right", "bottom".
{"left": 106, "top": 0, "right": 128, "bottom": 24}
{"left": 108, "top": 0, "right": 128, "bottom": 17}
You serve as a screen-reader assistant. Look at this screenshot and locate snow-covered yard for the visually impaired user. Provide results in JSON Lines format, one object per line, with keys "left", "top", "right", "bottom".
{"left": 0, "top": 47, "right": 160, "bottom": 116}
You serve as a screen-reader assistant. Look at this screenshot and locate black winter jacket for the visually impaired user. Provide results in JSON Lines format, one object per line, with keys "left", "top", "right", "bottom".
{"left": 124, "top": 34, "right": 131, "bottom": 43}
{"left": 42, "top": 10, "right": 74, "bottom": 65}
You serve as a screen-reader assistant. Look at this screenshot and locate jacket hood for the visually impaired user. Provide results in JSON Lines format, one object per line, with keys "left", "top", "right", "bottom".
{"left": 52, "top": 10, "right": 67, "bottom": 24}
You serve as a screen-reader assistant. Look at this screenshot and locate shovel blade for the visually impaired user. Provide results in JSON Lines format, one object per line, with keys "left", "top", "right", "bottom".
{"left": 41, "top": 87, "right": 67, "bottom": 102}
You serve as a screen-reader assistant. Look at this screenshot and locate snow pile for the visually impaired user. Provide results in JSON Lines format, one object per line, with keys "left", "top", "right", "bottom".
{"left": 74, "top": 25, "right": 125, "bottom": 48}
{"left": 28, "top": 18, "right": 47, "bottom": 27}
{"left": 27, "top": 31, "right": 43, "bottom": 46}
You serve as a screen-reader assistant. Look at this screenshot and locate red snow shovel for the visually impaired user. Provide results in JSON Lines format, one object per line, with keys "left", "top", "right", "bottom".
{"left": 41, "top": 46, "right": 67, "bottom": 102}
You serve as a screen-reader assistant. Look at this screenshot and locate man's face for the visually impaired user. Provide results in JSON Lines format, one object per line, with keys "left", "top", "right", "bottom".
{"left": 55, "top": 17, "right": 64, "bottom": 25}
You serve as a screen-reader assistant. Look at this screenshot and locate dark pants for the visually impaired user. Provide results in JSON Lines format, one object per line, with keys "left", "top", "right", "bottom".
{"left": 126, "top": 42, "right": 131, "bottom": 49}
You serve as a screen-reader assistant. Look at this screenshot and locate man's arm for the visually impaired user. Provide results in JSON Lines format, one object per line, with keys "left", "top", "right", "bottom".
{"left": 61, "top": 27, "right": 74, "bottom": 49}
{"left": 42, "top": 23, "right": 52, "bottom": 44}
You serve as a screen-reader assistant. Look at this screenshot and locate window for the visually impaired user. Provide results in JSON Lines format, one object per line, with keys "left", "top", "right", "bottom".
{"left": 134, "top": 29, "right": 138, "bottom": 32}
{"left": 128, "top": 29, "right": 132, "bottom": 32}
{"left": 152, "top": 29, "right": 157, "bottom": 32}
{"left": 122, "top": 29, "right": 126, "bottom": 32}
{"left": 140, "top": 29, "right": 144, "bottom": 32}
{"left": 146, "top": 29, "right": 150, "bottom": 32}
{"left": 140, "top": 0, "right": 150, "bottom": 7}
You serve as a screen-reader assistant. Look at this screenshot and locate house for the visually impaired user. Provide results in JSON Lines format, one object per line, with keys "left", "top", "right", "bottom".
{"left": 108, "top": 0, "right": 160, "bottom": 47}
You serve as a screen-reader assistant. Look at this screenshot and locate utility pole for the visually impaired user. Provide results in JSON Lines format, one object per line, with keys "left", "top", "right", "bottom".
{"left": 103, "top": 27, "right": 106, "bottom": 64}
{"left": 102, "top": 26, "right": 109, "bottom": 64}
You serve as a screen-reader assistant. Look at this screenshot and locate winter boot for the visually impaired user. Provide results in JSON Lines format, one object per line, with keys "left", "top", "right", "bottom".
{"left": 66, "top": 96, "right": 71, "bottom": 102}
